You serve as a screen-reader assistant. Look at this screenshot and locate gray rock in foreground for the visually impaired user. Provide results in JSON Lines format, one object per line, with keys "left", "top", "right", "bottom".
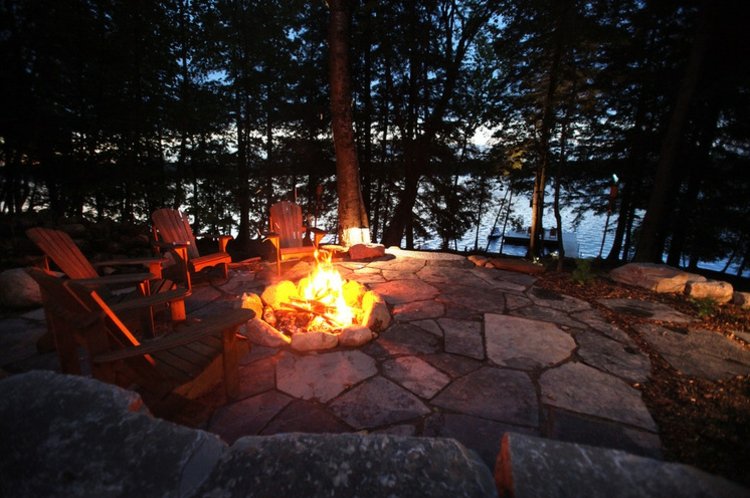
{"left": 196, "top": 433, "right": 497, "bottom": 498}
{"left": 0, "top": 370, "right": 225, "bottom": 498}
{"left": 497, "top": 432, "right": 749, "bottom": 498}
{"left": 0, "top": 268, "right": 42, "bottom": 308}
{"left": 0, "top": 371, "right": 497, "bottom": 497}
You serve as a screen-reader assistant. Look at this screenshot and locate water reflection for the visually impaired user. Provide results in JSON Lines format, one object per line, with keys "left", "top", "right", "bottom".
{"left": 412, "top": 182, "right": 746, "bottom": 277}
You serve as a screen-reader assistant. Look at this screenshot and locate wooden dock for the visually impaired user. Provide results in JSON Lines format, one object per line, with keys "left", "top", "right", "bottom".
{"left": 499, "top": 228, "right": 580, "bottom": 257}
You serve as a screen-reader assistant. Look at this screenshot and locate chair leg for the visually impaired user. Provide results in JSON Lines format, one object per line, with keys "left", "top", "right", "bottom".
{"left": 170, "top": 300, "right": 186, "bottom": 321}
{"left": 222, "top": 328, "right": 240, "bottom": 399}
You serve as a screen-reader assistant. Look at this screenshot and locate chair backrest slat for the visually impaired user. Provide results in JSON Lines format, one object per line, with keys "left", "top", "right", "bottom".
{"left": 270, "top": 201, "right": 304, "bottom": 249}
{"left": 152, "top": 209, "right": 201, "bottom": 259}
{"left": 26, "top": 227, "right": 99, "bottom": 279}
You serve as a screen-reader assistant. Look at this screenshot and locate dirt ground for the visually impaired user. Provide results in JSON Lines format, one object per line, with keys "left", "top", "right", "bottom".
{"left": 536, "top": 269, "right": 750, "bottom": 487}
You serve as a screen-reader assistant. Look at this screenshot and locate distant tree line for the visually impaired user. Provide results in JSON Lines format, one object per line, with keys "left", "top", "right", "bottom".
{"left": 1, "top": 0, "right": 748, "bottom": 272}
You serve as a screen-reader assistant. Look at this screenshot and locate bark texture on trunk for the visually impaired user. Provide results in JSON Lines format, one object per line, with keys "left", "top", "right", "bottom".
{"left": 328, "top": 0, "right": 370, "bottom": 246}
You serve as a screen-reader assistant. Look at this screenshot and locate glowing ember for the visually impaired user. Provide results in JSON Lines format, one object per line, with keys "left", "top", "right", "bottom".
{"left": 296, "top": 250, "right": 355, "bottom": 330}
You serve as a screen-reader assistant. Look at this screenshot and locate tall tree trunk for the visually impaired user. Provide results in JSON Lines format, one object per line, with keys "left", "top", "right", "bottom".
{"left": 360, "top": 8, "right": 374, "bottom": 216}
{"left": 328, "top": 0, "right": 369, "bottom": 246}
{"left": 529, "top": 0, "right": 569, "bottom": 259}
{"left": 235, "top": 103, "right": 251, "bottom": 251}
{"left": 381, "top": 4, "right": 496, "bottom": 247}
{"left": 665, "top": 103, "right": 719, "bottom": 266}
{"left": 634, "top": 3, "right": 711, "bottom": 262}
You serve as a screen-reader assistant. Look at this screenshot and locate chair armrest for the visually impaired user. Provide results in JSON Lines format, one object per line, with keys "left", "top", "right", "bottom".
{"left": 197, "top": 233, "right": 232, "bottom": 252}
{"left": 263, "top": 232, "right": 281, "bottom": 249}
{"left": 75, "top": 273, "right": 155, "bottom": 288}
{"left": 93, "top": 257, "right": 167, "bottom": 279}
{"left": 92, "top": 308, "right": 254, "bottom": 363}
{"left": 153, "top": 241, "right": 191, "bottom": 249}
{"left": 109, "top": 288, "right": 190, "bottom": 314}
{"left": 92, "top": 257, "right": 166, "bottom": 268}
{"left": 308, "top": 227, "right": 327, "bottom": 246}
{"left": 217, "top": 234, "right": 233, "bottom": 253}
{"left": 151, "top": 241, "right": 191, "bottom": 266}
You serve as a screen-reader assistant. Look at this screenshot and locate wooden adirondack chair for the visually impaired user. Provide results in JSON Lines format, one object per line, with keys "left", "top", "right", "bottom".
{"left": 26, "top": 227, "right": 187, "bottom": 332}
{"left": 27, "top": 268, "right": 187, "bottom": 374}
{"left": 26, "top": 226, "right": 164, "bottom": 284}
{"left": 151, "top": 208, "right": 232, "bottom": 290}
{"left": 27, "top": 268, "right": 253, "bottom": 403}
{"left": 267, "top": 201, "right": 326, "bottom": 275}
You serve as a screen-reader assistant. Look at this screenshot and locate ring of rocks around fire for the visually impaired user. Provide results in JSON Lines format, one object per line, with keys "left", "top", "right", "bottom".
{"left": 238, "top": 274, "right": 391, "bottom": 352}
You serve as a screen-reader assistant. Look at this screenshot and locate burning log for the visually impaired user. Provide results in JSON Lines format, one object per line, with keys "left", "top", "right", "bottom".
{"left": 288, "top": 296, "right": 337, "bottom": 314}
{"left": 281, "top": 301, "right": 343, "bottom": 328}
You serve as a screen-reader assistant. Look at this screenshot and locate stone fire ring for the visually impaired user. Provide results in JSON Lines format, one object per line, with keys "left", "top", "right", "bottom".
{"left": 239, "top": 278, "right": 391, "bottom": 352}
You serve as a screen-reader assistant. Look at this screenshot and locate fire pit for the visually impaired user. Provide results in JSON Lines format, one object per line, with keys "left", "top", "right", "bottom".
{"left": 241, "top": 252, "right": 390, "bottom": 351}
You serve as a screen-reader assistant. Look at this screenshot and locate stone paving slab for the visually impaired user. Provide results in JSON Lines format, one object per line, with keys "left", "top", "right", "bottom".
{"left": 382, "top": 355, "right": 451, "bottom": 399}
{"left": 546, "top": 407, "right": 662, "bottom": 459}
{"left": 575, "top": 329, "right": 652, "bottom": 383}
{"left": 570, "top": 309, "right": 635, "bottom": 345}
{"left": 362, "top": 323, "right": 441, "bottom": 359}
{"left": 329, "top": 376, "right": 430, "bottom": 429}
{"left": 412, "top": 319, "right": 443, "bottom": 337}
{"left": 423, "top": 352, "right": 484, "bottom": 379}
{"left": 527, "top": 287, "right": 592, "bottom": 313}
{"left": 370, "top": 279, "right": 439, "bottom": 304}
{"left": 392, "top": 299, "right": 445, "bottom": 322}
{"left": 511, "top": 304, "right": 586, "bottom": 329}
{"left": 505, "top": 293, "right": 533, "bottom": 310}
{"left": 260, "top": 399, "right": 351, "bottom": 435}
{"left": 634, "top": 323, "right": 750, "bottom": 380}
{"left": 470, "top": 267, "right": 538, "bottom": 289}
{"left": 440, "top": 318, "right": 485, "bottom": 360}
{"left": 19, "top": 248, "right": 750, "bottom": 478}
{"left": 599, "top": 298, "right": 694, "bottom": 323}
{"left": 485, "top": 314, "right": 575, "bottom": 370}
{"left": 540, "top": 362, "right": 657, "bottom": 432}
{"left": 275, "top": 350, "right": 377, "bottom": 403}
{"left": 436, "top": 284, "right": 506, "bottom": 314}
{"left": 424, "top": 412, "right": 539, "bottom": 470}
{"left": 208, "top": 391, "right": 293, "bottom": 444}
{"left": 235, "top": 356, "right": 277, "bottom": 400}
{"left": 432, "top": 367, "right": 539, "bottom": 427}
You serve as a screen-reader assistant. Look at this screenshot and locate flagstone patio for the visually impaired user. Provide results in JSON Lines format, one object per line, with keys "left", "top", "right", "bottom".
{"left": 3, "top": 247, "right": 750, "bottom": 471}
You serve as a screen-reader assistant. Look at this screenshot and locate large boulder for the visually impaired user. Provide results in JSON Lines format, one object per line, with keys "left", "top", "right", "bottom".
{"left": 685, "top": 280, "right": 734, "bottom": 304}
{"left": 496, "top": 432, "right": 748, "bottom": 498}
{"left": 733, "top": 291, "right": 750, "bottom": 309}
{"left": 348, "top": 243, "right": 386, "bottom": 261}
{"left": 0, "top": 371, "right": 498, "bottom": 498}
{"left": 610, "top": 263, "right": 706, "bottom": 294}
{"left": 196, "top": 433, "right": 497, "bottom": 497}
{"left": 487, "top": 258, "right": 545, "bottom": 275}
{"left": 0, "top": 268, "right": 42, "bottom": 308}
{"left": 0, "top": 371, "right": 225, "bottom": 498}
{"left": 242, "top": 317, "right": 291, "bottom": 347}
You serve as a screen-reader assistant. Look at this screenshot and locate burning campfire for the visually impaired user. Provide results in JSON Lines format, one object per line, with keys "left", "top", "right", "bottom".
{"left": 241, "top": 251, "right": 390, "bottom": 351}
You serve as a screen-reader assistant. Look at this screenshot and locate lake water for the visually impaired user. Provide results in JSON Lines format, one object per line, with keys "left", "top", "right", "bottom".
{"left": 409, "top": 182, "right": 747, "bottom": 278}
{"left": 413, "top": 191, "right": 616, "bottom": 258}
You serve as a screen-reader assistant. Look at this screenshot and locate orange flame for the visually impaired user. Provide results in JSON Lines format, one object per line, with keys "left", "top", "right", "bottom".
{"left": 299, "top": 250, "right": 354, "bottom": 329}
